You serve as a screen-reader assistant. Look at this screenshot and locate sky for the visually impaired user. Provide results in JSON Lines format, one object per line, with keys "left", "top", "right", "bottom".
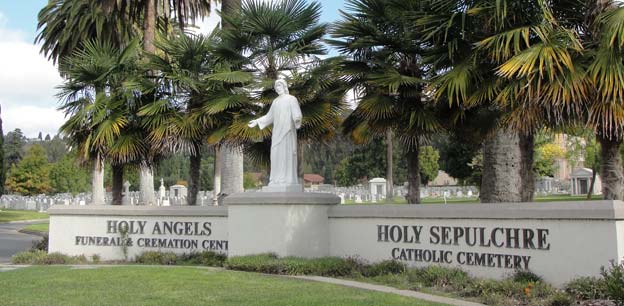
{"left": 0, "top": 0, "right": 346, "bottom": 138}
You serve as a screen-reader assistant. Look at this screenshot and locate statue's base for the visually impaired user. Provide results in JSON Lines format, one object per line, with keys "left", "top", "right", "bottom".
{"left": 261, "top": 184, "right": 303, "bottom": 192}
{"left": 225, "top": 192, "right": 340, "bottom": 258}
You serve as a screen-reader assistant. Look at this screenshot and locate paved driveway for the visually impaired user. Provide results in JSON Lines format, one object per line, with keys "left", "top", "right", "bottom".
{"left": 0, "top": 222, "right": 43, "bottom": 263}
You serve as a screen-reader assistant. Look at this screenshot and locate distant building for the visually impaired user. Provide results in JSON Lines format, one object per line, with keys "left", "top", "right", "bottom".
{"left": 303, "top": 174, "right": 324, "bottom": 188}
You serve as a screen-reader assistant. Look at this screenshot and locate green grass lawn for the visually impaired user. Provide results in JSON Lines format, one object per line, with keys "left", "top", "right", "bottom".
{"left": 0, "top": 266, "right": 446, "bottom": 306}
{"left": 0, "top": 209, "right": 48, "bottom": 223}
{"left": 21, "top": 222, "right": 49, "bottom": 233}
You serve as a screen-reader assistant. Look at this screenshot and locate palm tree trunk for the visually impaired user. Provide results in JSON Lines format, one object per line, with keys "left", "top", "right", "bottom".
{"left": 143, "top": 0, "right": 157, "bottom": 54}
{"left": 221, "top": 145, "right": 244, "bottom": 195}
{"left": 213, "top": 146, "right": 222, "bottom": 206}
{"left": 386, "top": 129, "right": 394, "bottom": 202}
{"left": 139, "top": 165, "right": 155, "bottom": 205}
{"left": 221, "top": 0, "right": 241, "bottom": 30}
{"left": 188, "top": 152, "right": 201, "bottom": 205}
{"left": 598, "top": 135, "right": 624, "bottom": 200}
{"left": 519, "top": 133, "right": 535, "bottom": 202}
{"left": 298, "top": 141, "right": 304, "bottom": 191}
{"left": 91, "top": 155, "right": 105, "bottom": 205}
{"left": 480, "top": 129, "right": 522, "bottom": 203}
{"left": 406, "top": 144, "right": 421, "bottom": 204}
{"left": 217, "top": 0, "right": 244, "bottom": 198}
{"left": 111, "top": 165, "right": 124, "bottom": 205}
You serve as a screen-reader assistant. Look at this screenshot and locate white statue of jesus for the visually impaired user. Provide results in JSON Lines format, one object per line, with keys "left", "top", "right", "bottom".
{"left": 248, "top": 79, "right": 303, "bottom": 192}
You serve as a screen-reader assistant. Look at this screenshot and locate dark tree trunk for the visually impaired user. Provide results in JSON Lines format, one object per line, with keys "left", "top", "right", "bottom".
{"left": 481, "top": 129, "right": 522, "bottom": 203}
{"left": 587, "top": 166, "right": 597, "bottom": 200}
{"left": 406, "top": 144, "right": 421, "bottom": 204}
{"left": 297, "top": 141, "right": 305, "bottom": 191}
{"left": 386, "top": 129, "right": 394, "bottom": 202}
{"left": 598, "top": 135, "right": 624, "bottom": 200}
{"left": 519, "top": 133, "right": 535, "bottom": 202}
{"left": 111, "top": 165, "right": 124, "bottom": 205}
{"left": 188, "top": 151, "right": 201, "bottom": 206}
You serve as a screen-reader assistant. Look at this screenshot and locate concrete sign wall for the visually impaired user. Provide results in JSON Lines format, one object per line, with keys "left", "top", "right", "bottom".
{"left": 328, "top": 202, "right": 624, "bottom": 286}
{"left": 48, "top": 206, "right": 228, "bottom": 260}
{"left": 48, "top": 197, "right": 624, "bottom": 287}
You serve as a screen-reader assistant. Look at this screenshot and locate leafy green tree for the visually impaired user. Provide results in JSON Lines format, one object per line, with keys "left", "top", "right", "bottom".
{"left": 419, "top": 146, "right": 440, "bottom": 186}
{"left": 49, "top": 152, "right": 91, "bottom": 194}
{"left": 333, "top": 137, "right": 408, "bottom": 187}
{"left": 5, "top": 145, "right": 52, "bottom": 195}
{"left": 4, "top": 129, "right": 25, "bottom": 170}
{"left": 0, "top": 106, "right": 4, "bottom": 196}
{"left": 534, "top": 143, "right": 566, "bottom": 177}
{"left": 40, "top": 134, "right": 67, "bottom": 163}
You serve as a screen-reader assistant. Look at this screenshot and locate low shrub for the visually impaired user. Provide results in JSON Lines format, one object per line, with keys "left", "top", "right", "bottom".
{"left": 548, "top": 291, "right": 574, "bottom": 306}
{"left": 601, "top": 260, "right": 624, "bottom": 305}
{"left": 409, "top": 265, "right": 473, "bottom": 290}
{"left": 11, "top": 250, "right": 84, "bottom": 265}
{"left": 512, "top": 269, "right": 543, "bottom": 283}
{"left": 177, "top": 251, "right": 227, "bottom": 267}
{"left": 363, "top": 260, "right": 406, "bottom": 277}
{"left": 135, "top": 251, "right": 178, "bottom": 265}
{"left": 12, "top": 250, "right": 48, "bottom": 264}
{"left": 91, "top": 254, "right": 101, "bottom": 264}
{"left": 226, "top": 253, "right": 282, "bottom": 273}
{"left": 565, "top": 276, "right": 608, "bottom": 300}
{"left": 225, "top": 254, "right": 363, "bottom": 277}
{"left": 42, "top": 252, "right": 77, "bottom": 265}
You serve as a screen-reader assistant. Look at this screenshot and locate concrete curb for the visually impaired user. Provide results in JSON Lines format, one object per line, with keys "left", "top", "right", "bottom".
{"left": 289, "top": 275, "right": 486, "bottom": 306}
{"left": 17, "top": 229, "right": 47, "bottom": 237}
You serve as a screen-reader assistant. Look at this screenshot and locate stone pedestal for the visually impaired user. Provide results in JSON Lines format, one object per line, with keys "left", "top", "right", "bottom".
{"left": 225, "top": 192, "right": 339, "bottom": 258}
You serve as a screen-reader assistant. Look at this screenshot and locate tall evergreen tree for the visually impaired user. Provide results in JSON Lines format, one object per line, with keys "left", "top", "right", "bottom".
{"left": 0, "top": 105, "right": 5, "bottom": 196}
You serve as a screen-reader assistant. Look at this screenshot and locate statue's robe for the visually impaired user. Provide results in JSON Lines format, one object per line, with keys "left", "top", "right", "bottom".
{"left": 256, "top": 94, "right": 302, "bottom": 187}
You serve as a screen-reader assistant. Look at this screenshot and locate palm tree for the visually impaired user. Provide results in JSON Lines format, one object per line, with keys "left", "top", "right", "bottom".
{"left": 37, "top": 0, "right": 138, "bottom": 204}
{"left": 415, "top": 0, "right": 570, "bottom": 202}
{"left": 492, "top": 0, "right": 624, "bottom": 199}
{"left": 58, "top": 40, "right": 145, "bottom": 205}
{"left": 36, "top": 0, "right": 135, "bottom": 65}
{"left": 216, "top": 0, "right": 332, "bottom": 189}
{"left": 330, "top": 0, "right": 439, "bottom": 203}
{"left": 141, "top": 31, "right": 252, "bottom": 205}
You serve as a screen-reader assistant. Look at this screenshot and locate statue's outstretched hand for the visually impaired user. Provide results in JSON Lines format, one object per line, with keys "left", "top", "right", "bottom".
{"left": 248, "top": 120, "right": 258, "bottom": 128}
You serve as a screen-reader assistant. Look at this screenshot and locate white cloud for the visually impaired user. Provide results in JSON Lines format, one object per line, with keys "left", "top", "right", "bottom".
{"left": 0, "top": 11, "right": 64, "bottom": 138}
{"left": 1, "top": 103, "right": 65, "bottom": 138}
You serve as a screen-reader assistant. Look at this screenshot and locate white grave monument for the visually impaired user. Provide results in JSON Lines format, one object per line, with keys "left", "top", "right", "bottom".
{"left": 169, "top": 185, "right": 187, "bottom": 199}
{"left": 159, "top": 178, "right": 166, "bottom": 200}
{"left": 122, "top": 181, "right": 131, "bottom": 206}
{"left": 369, "top": 178, "right": 387, "bottom": 199}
